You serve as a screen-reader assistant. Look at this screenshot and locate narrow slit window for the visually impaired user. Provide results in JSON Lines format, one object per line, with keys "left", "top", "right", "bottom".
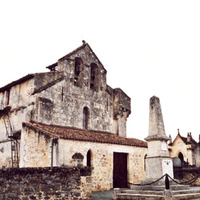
{"left": 83, "top": 107, "right": 89, "bottom": 129}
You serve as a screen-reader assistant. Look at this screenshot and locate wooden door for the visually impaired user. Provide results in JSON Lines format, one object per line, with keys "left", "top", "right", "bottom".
{"left": 113, "top": 152, "right": 128, "bottom": 188}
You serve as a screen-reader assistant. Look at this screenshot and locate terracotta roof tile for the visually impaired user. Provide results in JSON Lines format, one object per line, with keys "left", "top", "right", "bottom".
{"left": 23, "top": 121, "right": 147, "bottom": 148}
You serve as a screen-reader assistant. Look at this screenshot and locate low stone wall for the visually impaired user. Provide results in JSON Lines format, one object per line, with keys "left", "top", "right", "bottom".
{"left": 174, "top": 167, "right": 200, "bottom": 186}
{"left": 0, "top": 166, "right": 91, "bottom": 200}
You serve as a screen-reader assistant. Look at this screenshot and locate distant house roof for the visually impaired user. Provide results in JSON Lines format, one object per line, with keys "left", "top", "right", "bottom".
{"left": 181, "top": 134, "right": 197, "bottom": 145}
{"left": 180, "top": 135, "right": 187, "bottom": 144}
{"left": 171, "top": 133, "right": 197, "bottom": 146}
{"left": 23, "top": 121, "right": 147, "bottom": 148}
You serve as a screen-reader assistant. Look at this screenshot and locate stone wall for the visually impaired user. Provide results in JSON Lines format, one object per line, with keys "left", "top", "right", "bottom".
{"left": 0, "top": 167, "right": 91, "bottom": 200}
{"left": 195, "top": 146, "right": 200, "bottom": 167}
{"left": 19, "top": 125, "right": 147, "bottom": 191}
{"left": 59, "top": 139, "right": 147, "bottom": 191}
{"left": 0, "top": 78, "right": 36, "bottom": 168}
{"left": 35, "top": 43, "right": 131, "bottom": 135}
{"left": 174, "top": 167, "right": 200, "bottom": 186}
{"left": 20, "top": 126, "right": 52, "bottom": 168}
{"left": 36, "top": 73, "right": 129, "bottom": 135}
{"left": 0, "top": 78, "right": 35, "bottom": 110}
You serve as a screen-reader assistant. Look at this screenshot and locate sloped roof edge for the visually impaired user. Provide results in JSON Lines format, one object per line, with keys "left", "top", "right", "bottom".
{"left": 0, "top": 71, "right": 64, "bottom": 93}
{"left": 0, "top": 74, "right": 35, "bottom": 92}
{"left": 58, "top": 42, "right": 107, "bottom": 73}
{"left": 22, "top": 121, "right": 147, "bottom": 148}
{"left": 172, "top": 133, "right": 197, "bottom": 145}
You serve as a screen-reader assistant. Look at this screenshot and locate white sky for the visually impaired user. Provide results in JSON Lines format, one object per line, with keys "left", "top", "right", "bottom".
{"left": 1, "top": 0, "right": 200, "bottom": 141}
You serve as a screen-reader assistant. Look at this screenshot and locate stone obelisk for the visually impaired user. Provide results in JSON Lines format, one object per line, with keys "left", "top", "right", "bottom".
{"left": 145, "top": 96, "right": 173, "bottom": 182}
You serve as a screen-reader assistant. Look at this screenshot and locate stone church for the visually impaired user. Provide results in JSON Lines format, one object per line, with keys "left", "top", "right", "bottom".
{"left": 169, "top": 130, "right": 200, "bottom": 167}
{"left": 0, "top": 41, "right": 147, "bottom": 191}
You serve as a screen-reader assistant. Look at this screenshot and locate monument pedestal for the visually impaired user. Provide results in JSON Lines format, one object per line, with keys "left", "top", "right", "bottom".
{"left": 144, "top": 135, "right": 174, "bottom": 182}
{"left": 114, "top": 96, "right": 200, "bottom": 200}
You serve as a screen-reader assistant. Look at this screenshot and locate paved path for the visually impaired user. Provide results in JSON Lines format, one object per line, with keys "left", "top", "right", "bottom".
{"left": 90, "top": 190, "right": 113, "bottom": 200}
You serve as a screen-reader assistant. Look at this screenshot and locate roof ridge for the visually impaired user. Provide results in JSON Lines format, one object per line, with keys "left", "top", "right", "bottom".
{"left": 26, "top": 120, "right": 115, "bottom": 135}
{"left": 58, "top": 42, "right": 87, "bottom": 61}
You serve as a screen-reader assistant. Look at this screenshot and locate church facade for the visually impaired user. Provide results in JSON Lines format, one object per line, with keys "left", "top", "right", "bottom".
{"left": 168, "top": 130, "right": 200, "bottom": 167}
{"left": 0, "top": 42, "right": 147, "bottom": 191}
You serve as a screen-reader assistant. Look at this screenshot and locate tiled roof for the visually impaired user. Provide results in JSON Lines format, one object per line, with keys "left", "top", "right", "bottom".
{"left": 23, "top": 121, "right": 147, "bottom": 148}
{"left": 180, "top": 135, "right": 197, "bottom": 145}
{"left": 180, "top": 135, "right": 187, "bottom": 144}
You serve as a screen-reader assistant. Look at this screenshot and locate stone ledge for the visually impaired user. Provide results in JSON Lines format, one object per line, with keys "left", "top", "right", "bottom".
{"left": 145, "top": 134, "right": 169, "bottom": 142}
{"left": 0, "top": 166, "right": 91, "bottom": 176}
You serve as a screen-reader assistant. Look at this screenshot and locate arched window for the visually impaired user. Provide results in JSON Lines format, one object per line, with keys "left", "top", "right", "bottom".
{"left": 87, "top": 150, "right": 92, "bottom": 167}
{"left": 90, "top": 63, "right": 99, "bottom": 90}
{"left": 74, "top": 57, "right": 83, "bottom": 86}
{"left": 83, "top": 107, "right": 89, "bottom": 129}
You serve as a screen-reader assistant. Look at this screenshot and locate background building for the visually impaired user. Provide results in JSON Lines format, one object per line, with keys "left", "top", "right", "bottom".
{"left": 169, "top": 130, "right": 200, "bottom": 167}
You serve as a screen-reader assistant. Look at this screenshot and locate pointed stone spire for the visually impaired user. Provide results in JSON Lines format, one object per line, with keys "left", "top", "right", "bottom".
{"left": 145, "top": 96, "right": 169, "bottom": 141}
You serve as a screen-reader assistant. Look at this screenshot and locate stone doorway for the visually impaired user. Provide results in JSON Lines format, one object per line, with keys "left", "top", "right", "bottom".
{"left": 178, "top": 152, "right": 184, "bottom": 162}
{"left": 113, "top": 152, "right": 128, "bottom": 188}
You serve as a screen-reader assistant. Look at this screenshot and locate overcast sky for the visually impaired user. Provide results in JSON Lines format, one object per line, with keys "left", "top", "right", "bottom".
{"left": 1, "top": 0, "right": 200, "bottom": 141}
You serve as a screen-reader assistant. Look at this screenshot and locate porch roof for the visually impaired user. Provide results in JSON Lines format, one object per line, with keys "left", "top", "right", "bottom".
{"left": 23, "top": 121, "right": 147, "bottom": 148}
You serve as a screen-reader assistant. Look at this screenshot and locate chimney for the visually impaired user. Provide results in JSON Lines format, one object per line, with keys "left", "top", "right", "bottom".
{"left": 187, "top": 132, "right": 191, "bottom": 143}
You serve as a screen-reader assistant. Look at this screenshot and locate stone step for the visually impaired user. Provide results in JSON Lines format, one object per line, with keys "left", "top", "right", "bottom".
{"left": 131, "top": 184, "right": 190, "bottom": 191}
{"left": 115, "top": 193, "right": 165, "bottom": 200}
{"left": 121, "top": 189, "right": 163, "bottom": 195}
{"left": 119, "top": 187, "right": 200, "bottom": 195}
{"left": 172, "top": 193, "right": 200, "bottom": 200}
{"left": 116, "top": 192, "right": 200, "bottom": 200}
{"left": 172, "top": 188, "right": 200, "bottom": 195}
{"left": 114, "top": 188, "right": 200, "bottom": 200}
